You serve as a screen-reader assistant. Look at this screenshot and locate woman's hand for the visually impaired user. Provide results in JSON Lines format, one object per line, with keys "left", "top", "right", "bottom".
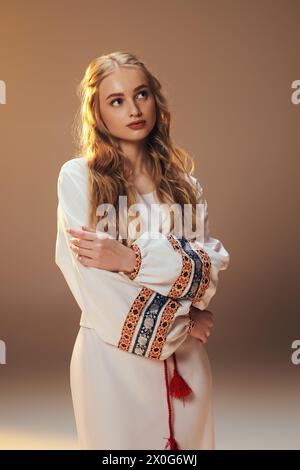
{"left": 188, "top": 306, "right": 214, "bottom": 344}
{"left": 66, "top": 226, "right": 136, "bottom": 273}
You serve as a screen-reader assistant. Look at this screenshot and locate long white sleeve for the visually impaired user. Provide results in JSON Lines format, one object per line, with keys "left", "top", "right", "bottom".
{"left": 123, "top": 177, "right": 230, "bottom": 310}
{"left": 55, "top": 158, "right": 193, "bottom": 361}
{"left": 188, "top": 180, "right": 230, "bottom": 310}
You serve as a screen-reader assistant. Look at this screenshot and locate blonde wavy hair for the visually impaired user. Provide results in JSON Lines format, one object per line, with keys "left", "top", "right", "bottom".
{"left": 72, "top": 51, "right": 201, "bottom": 246}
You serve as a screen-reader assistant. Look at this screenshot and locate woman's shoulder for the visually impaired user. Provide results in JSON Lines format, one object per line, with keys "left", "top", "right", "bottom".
{"left": 182, "top": 172, "right": 204, "bottom": 195}
{"left": 59, "top": 156, "right": 87, "bottom": 175}
{"left": 57, "top": 156, "right": 88, "bottom": 196}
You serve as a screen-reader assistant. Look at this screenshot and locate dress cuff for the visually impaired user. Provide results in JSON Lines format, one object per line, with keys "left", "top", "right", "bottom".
{"left": 126, "top": 244, "right": 142, "bottom": 280}
{"left": 191, "top": 246, "right": 211, "bottom": 305}
{"left": 187, "top": 310, "right": 195, "bottom": 335}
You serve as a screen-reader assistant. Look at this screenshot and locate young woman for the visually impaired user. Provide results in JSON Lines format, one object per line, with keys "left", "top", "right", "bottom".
{"left": 55, "top": 51, "right": 230, "bottom": 450}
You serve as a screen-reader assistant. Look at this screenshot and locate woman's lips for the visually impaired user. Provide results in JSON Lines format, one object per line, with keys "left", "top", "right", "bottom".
{"left": 127, "top": 121, "right": 146, "bottom": 129}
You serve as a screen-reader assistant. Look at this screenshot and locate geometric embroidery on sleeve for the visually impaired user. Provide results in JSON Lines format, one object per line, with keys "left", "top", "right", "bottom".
{"left": 147, "top": 298, "right": 181, "bottom": 360}
{"left": 166, "top": 234, "right": 193, "bottom": 299}
{"left": 191, "top": 246, "right": 211, "bottom": 304}
{"left": 167, "top": 233, "right": 209, "bottom": 304}
{"left": 132, "top": 292, "right": 171, "bottom": 358}
{"left": 125, "top": 243, "right": 141, "bottom": 280}
{"left": 117, "top": 286, "right": 153, "bottom": 353}
{"left": 117, "top": 286, "right": 182, "bottom": 361}
{"left": 175, "top": 236, "right": 205, "bottom": 301}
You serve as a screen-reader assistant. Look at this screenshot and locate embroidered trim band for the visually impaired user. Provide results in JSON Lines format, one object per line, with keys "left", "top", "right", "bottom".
{"left": 126, "top": 243, "right": 141, "bottom": 280}
{"left": 148, "top": 299, "right": 181, "bottom": 360}
{"left": 187, "top": 311, "right": 195, "bottom": 335}
{"left": 192, "top": 247, "right": 211, "bottom": 304}
{"left": 118, "top": 287, "right": 153, "bottom": 352}
{"left": 167, "top": 234, "right": 193, "bottom": 299}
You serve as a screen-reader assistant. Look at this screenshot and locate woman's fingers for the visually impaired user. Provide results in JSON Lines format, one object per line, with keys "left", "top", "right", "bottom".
{"left": 70, "top": 244, "right": 93, "bottom": 259}
{"left": 200, "top": 329, "right": 210, "bottom": 343}
{"left": 82, "top": 226, "right": 96, "bottom": 232}
{"left": 192, "top": 314, "right": 214, "bottom": 343}
{"left": 66, "top": 227, "right": 96, "bottom": 241}
{"left": 69, "top": 237, "right": 93, "bottom": 250}
{"left": 75, "top": 255, "right": 98, "bottom": 268}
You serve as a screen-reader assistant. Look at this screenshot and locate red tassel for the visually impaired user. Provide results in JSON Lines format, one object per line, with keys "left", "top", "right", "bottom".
{"left": 164, "top": 435, "right": 180, "bottom": 450}
{"left": 163, "top": 358, "right": 180, "bottom": 450}
{"left": 170, "top": 352, "right": 193, "bottom": 406}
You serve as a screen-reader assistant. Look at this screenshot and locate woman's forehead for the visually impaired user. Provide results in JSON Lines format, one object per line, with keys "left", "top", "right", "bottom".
{"left": 99, "top": 67, "right": 148, "bottom": 98}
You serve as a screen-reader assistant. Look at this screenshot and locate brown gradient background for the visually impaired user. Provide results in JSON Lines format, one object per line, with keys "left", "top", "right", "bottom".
{"left": 0, "top": 0, "right": 299, "bottom": 450}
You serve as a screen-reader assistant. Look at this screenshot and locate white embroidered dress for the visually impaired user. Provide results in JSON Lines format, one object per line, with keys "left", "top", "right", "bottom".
{"left": 55, "top": 157, "right": 230, "bottom": 450}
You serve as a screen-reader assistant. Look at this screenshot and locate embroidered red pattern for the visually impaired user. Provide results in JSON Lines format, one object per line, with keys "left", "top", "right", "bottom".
{"left": 187, "top": 310, "right": 195, "bottom": 335}
{"left": 191, "top": 247, "right": 211, "bottom": 304}
{"left": 126, "top": 243, "right": 141, "bottom": 280}
{"left": 118, "top": 286, "right": 153, "bottom": 352}
{"left": 166, "top": 234, "right": 193, "bottom": 298}
{"left": 148, "top": 299, "right": 181, "bottom": 359}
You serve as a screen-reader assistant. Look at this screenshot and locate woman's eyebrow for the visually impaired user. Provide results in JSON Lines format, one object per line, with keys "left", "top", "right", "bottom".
{"left": 106, "top": 84, "right": 148, "bottom": 100}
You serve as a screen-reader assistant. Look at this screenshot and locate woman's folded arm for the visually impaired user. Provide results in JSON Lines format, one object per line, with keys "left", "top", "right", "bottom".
{"left": 55, "top": 161, "right": 194, "bottom": 361}
{"left": 122, "top": 178, "right": 230, "bottom": 309}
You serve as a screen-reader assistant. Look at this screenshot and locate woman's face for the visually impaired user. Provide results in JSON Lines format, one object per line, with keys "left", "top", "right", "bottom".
{"left": 98, "top": 67, "right": 156, "bottom": 142}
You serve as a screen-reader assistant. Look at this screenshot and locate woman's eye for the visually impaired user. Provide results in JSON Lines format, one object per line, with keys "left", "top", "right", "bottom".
{"left": 110, "top": 90, "right": 148, "bottom": 107}
{"left": 110, "top": 98, "right": 122, "bottom": 106}
{"left": 137, "top": 90, "right": 148, "bottom": 99}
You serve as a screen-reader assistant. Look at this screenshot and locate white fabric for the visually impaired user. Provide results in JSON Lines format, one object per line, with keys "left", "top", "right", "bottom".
{"left": 55, "top": 156, "right": 230, "bottom": 449}
{"left": 70, "top": 326, "right": 215, "bottom": 450}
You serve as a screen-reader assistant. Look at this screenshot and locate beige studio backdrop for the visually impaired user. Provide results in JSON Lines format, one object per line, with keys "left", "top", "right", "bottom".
{"left": 0, "top": 0, "right": 299, "bottom": 449}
